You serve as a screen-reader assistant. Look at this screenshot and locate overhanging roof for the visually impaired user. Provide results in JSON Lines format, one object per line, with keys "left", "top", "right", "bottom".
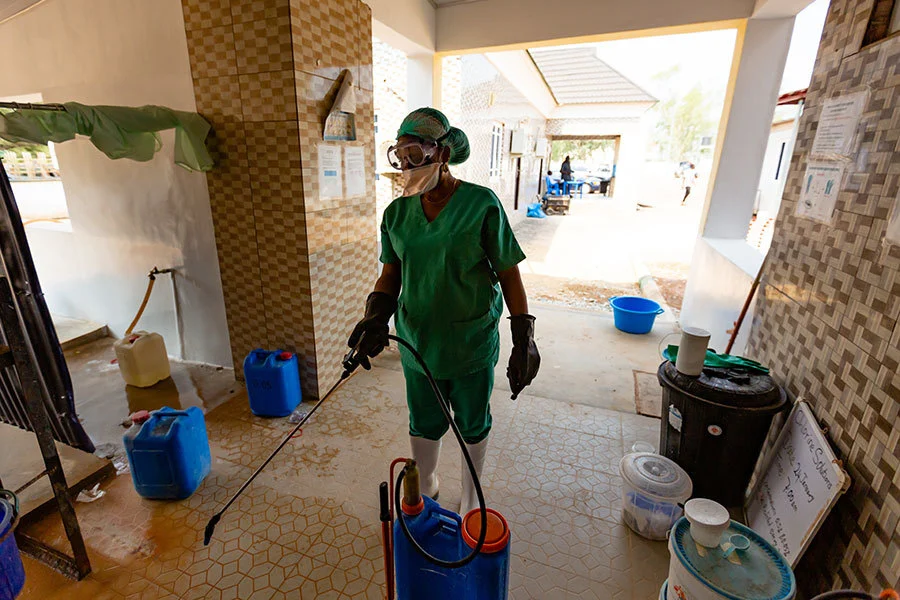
{"left": 528, "top": 47, "right": 657, "bottom": 105}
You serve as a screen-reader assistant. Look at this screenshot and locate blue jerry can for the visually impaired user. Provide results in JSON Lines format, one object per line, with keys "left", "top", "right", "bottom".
{"left": 243, "top": 349, "right": 302, "bottom": 417}
{"left": 394, "top": 496, "right": 510, "bottom": 600}
{"left": 123, "top": 406, "right": 211, "bottom": 500}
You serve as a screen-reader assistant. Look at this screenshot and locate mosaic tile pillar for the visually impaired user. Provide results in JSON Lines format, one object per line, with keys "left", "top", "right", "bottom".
{"left": 746, "top": 0, "right": 900, "bottom": 592}
{"left": 181, "top": 0, "right": 377, "bottom": 398}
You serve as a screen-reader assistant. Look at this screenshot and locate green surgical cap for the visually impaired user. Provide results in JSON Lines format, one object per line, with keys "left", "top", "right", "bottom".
{"left": 397, "top": 107, "right": 470, "bottom": 165}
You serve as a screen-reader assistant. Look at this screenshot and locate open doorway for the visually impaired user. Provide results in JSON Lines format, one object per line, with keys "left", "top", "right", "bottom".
{"left": 440, "top": 28, "right": 737, "bottom": 412}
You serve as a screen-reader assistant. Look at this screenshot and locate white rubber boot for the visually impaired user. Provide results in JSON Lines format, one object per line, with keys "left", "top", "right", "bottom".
{"left": 459, "top": 436, "right": 489, "bottom": 517}
{"left": 409, "top": 436, "right": 441, "bottom": 499}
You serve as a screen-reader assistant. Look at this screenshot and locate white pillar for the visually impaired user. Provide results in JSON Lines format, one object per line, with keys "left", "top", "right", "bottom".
{"left": 407, "top": 53, "right": 435, "bottom": 110}
{"left": 702, "top": 17, "right": 795, "bottom": 239}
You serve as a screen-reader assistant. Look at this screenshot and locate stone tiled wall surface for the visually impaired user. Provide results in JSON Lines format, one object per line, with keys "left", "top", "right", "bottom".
{"left": 747, "top": 0, "right": 900, "bottom": 592}
{"left": 443, "top": 55, "right": 548, "bottom": 225}
{"left": 182, "top": 0, "right": 376, "bottom": 397}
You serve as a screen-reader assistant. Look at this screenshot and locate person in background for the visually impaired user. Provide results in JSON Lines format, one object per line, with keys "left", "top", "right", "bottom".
{"left": 560, "top": 156, "right": 573, "bottom": 183}
{"left": 681, "top": 163, "right": 698, "bottom": 205}
{"left": 348, "top": 107, "right": 541, "bottom": 516}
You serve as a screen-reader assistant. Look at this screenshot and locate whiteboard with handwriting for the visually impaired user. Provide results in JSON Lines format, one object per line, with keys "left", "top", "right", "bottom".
{"left": 746, "top": 401, "right": 849, "bottom": 567}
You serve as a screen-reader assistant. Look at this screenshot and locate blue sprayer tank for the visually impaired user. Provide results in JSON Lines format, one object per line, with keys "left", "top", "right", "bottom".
{"left": 123, "top": 406, "right": 211, "bottom": 500}
{"left": 394, "top": 496, "right": 510, "bottom": 600}
{"left": 243, "top": 349, "right": 302, "bottom": 417}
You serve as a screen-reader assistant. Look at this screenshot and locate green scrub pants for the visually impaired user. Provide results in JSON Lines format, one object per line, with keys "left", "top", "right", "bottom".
{"left": 403, "top": 364, "right": 493, "bottom": 444}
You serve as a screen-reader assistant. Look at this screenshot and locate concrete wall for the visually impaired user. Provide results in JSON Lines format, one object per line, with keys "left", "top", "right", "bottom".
{"left": 680, "top": 238, "right": 762, "bottom": 353}
{"left": 747, "top": 0, "right": 900, "bottom": 591}
{"left": 436, "top": 0, "right": 756, "bottom": 52}
{"left": 0, "top": 0, "right": 231, "bottom": 365}
{"left": 442, "top": 55, "right": 548, "bottom": 227}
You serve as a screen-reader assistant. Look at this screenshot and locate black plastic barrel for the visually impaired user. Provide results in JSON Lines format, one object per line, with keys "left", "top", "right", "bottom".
{"left": 657, "top": 360, "right": 787, "bottom": 507}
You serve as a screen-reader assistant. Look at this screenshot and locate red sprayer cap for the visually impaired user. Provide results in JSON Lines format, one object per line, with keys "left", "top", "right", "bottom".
{"left": 462, "top": 508, "right": 510, "bottom": 553}
{"left": 278, "top": 352, "right": 293, "bottom": 361}
{"left": 131, "top": 410, "right": 151, "bottom": 424}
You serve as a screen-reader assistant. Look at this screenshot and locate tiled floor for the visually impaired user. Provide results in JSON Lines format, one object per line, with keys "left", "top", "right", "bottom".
{"left": 18, "top": 360, "right": 670, "bottom": 599}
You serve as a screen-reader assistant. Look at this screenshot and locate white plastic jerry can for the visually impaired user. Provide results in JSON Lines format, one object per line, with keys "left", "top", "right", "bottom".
{"left": 114, "top": 331, "right": 171, "bottom": 388}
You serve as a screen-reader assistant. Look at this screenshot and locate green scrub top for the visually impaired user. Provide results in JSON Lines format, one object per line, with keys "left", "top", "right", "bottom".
{"left": 380, "top": 181, "right": 526, "bottom": 379}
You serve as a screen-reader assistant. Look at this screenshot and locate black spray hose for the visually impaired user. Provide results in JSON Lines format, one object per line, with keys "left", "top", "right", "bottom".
{"left": 809, "top": 593, "right": 874, "bottom": 600}
{"left": 387, "top": 335, "right": 488, "bottom": 569}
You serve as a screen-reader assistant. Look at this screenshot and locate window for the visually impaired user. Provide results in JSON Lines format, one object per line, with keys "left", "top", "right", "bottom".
{"left": 489, "top": 123, "right": 503, "bottom": 179}
{"left": 0, "top": 93, "right": 71, "bottom": 231}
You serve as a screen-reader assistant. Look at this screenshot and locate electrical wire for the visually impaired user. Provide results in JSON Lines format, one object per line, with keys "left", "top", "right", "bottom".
{"left": 388, "top": 335, "right": 487, "bottom": 569}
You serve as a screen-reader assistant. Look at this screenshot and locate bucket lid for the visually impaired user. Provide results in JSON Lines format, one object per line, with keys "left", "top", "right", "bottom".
{"left": 658, "top": 361, "right": 786, "bottom": 411}
{"left": 462, "top": 508, "right": 510, "bottom": 553}
{"left": 670, "top": 517, "right": 796, "bottom": 600}
{"left": 619, "top": 453, "right": 692, "bottom": 501}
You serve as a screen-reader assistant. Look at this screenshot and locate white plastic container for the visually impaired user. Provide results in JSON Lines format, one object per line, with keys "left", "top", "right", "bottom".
{"left": 114, "top": 331, "right": 170, "bottom": 388}
{"left": 619, "top": 452, "right": 692, "bottom": 540}
{"left": 667, "top": 517, "right": 795, "bottom": 600}
{"left": 684, "top": 498, "right": 730, "bottom": 548}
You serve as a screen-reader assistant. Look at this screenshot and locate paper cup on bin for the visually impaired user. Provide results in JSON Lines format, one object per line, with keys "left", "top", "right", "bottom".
{"left": 675, "top": 327, "right": 710, "bottom": 376}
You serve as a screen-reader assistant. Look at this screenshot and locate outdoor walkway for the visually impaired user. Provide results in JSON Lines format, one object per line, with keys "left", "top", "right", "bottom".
{"left": 516, "top": 165, "right": 706, "bottom": 314}
{"left": 19, "top": 356, "right": 668, "bottom": 600}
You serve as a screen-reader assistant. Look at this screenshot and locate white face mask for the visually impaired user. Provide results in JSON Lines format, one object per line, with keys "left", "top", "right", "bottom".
{"left": 400, "top": 162, "right": 442, "bottom": 197}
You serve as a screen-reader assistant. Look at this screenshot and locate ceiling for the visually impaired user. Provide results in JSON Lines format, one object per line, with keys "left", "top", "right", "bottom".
{"left": 529, "top": 47, "right": 658, "bottom": 105}
{"left": 0, "top": 0, "right": 41, "bottom": 24}
{"left": 430, "top": 0, "right": 486, "bottom": 7}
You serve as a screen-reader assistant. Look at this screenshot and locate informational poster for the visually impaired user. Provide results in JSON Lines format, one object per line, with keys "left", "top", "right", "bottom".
{"left": 810, "top": 92, "right": 867, "bottom": 156}
{"left": 887, "top": 188, "right": 900, "bottom": 245}
{"left": 344, "top": 146, "right": 366, "bottom": 197}
{"left": 796, "top": 161, "right": 844, "bottom": 224}
{"left": 318, "top": 144, "right": 342, "bottom": 200}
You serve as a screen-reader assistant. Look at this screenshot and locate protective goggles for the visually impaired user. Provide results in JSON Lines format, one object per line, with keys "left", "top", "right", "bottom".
{"left": 387, "top": 141, "right": 439, "bottom": 170}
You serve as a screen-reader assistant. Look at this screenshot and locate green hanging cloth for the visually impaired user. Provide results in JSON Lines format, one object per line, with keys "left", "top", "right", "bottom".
{"left": 0, "top": 102, "right": 213, "bottom": 172}
{"left": 663, "top": 345, "right": 770, "bottom": 374}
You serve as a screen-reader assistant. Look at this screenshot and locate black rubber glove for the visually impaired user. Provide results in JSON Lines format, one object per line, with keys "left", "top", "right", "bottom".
{"left": 347, "top": 292, "right": 397, "bottom": 370}
{"left": 507, "top": 314, "right": 540, "bottom": 400}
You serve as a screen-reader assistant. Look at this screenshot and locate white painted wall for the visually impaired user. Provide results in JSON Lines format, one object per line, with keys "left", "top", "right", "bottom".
{"left": 680, "top": 238, "right": 763, "bottom": 354}
{"left": 367, "top": 0, "right": 436, "bottom": 52}
{"left": 0, "top": 0, "right": 231, "bottom": 366}
{"left": 436, "top": 0, "right": 756, "bottom": 52}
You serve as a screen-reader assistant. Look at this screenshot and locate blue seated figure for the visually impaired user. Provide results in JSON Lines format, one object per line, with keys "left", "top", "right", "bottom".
{"left": 544, "top": 173, "right": 562, "bottom": 196}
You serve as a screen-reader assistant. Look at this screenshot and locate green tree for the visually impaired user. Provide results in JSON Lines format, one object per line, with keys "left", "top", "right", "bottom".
{"left": 550, "top": 139, "right": 615, "bottom": 163}
{"left": 651, "top": 67, "right": 716, "bottom": 161}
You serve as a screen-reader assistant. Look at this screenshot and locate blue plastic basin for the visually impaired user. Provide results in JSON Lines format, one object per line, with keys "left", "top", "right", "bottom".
{"left": 0, "top": 498, "right": 25, "bottom": 600}
{"left": 609, "top": 296, "right": 664, "bottom": 334}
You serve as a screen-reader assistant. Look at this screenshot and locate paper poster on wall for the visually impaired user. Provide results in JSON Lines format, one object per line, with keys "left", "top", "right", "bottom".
{"left": 344, "top": 146, "right": 366, "bottom": 197}
{"left": 810, "top": 92, "right": 867, "bottom": 157}
{"left": 887, "top": 188, "right": 900, "bottom": 245}
{"left": 796, "top": 161, "right": 845, "bottom": 224}
{"left": 318, "top": 144, "right": 343, "bottom": 200}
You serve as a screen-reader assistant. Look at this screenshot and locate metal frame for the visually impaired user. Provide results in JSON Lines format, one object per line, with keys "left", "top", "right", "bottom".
{"left": 0, "top": 276, "right": 91, "bottom": 580}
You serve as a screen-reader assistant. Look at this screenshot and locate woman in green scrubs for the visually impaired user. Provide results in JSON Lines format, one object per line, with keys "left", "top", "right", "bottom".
{"left": 348, "top": 108, "right": 540, "bottom": 515}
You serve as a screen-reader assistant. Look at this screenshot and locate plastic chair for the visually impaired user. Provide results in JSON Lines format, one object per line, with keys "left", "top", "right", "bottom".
{"left": 545, "top": 176, "right": 562, "bottom": 196}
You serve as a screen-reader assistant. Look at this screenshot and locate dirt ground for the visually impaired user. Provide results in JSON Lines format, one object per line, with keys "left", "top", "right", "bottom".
{"left": 515, "top": 164, "right": 705, "bottom": 314}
